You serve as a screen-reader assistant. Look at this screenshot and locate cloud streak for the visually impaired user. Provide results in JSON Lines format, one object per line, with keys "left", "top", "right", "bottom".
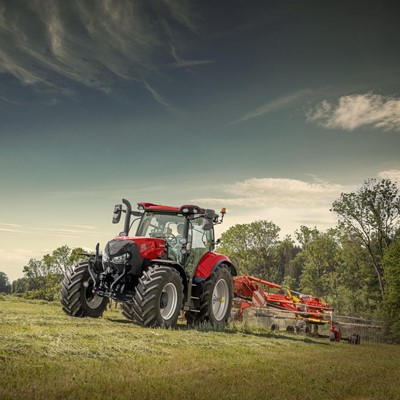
{"left": 170, "top": 45, "right": 213, "bottom": 68}
{"left": 197, "top": 177, "right": 344, "bottom": 208}
{"left": 307, "top": 93, "right": 400, "bottom": 131}
{"left": 0, "top": 223, "right": 23, "bottom": 233}
{"left": 234, "top": 89, "right": 313, "bottom": 123}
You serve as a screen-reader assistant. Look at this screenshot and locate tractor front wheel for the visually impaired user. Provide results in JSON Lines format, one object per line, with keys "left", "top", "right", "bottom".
{"left": 60, "top": 260, "right": 108, "bottom": 318}
{"left": 121, "top": 265, "right": 183, "bottom": 328}
{"left": 186, "top": 265, "right": 233, "bottom": 328}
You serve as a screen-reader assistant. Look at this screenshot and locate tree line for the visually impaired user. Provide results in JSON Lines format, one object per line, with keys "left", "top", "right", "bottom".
{"left": 1, "top": 178, "right": 399, "bottom": 340}
{"left": 217, "top": 178, "right": 400, "bottom": 341}
{"left": 1, "top": 246, "right": 86, "bottom": 301}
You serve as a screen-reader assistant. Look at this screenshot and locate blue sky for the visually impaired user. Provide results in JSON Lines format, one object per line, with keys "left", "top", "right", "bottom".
{"left": 1, "top": 0, "right": 400, "bottom": 281}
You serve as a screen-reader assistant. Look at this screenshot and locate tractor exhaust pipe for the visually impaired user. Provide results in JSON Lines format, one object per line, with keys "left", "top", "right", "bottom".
{"left": 122, "top": 198, "right": 132, "bottom": 236}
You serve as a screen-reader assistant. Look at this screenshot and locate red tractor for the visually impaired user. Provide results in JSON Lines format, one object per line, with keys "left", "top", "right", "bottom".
{"left": 60, "top": 199, "right": 237, "bottom": 328}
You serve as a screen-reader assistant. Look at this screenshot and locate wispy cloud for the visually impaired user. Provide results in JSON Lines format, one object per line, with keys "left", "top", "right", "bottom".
{"left": 197, "top": 177, "right": 344, "bottom": 208}
{"left": 0, "top": 223, "right": 23, "bottom": 233}
{"left": 234, "top": 89, "right": 314, "bottom": 124}
{"left": 307, "top": 93, "right": 400, "bottom": 131}
{"left": 59, "top": 224, "right": 96, "bottom": 230}
{"left": 0, "top": 0, "right": 200, "bottom": 104}
{"left": 32, "top": 227, "right": 103, "bottom": 238}
{"left": 143, "top": 80, "right": 176, "bottom": 112}
{"left": 0, "top": 222, "right": 99, "bottom": 237}
{"left": 193, "top": 176, "right": 346, "bottom": 234}
{"left": 0, "top": 95, "right": 17, "bottom": 104}
{"left": 170, "top": 45, "right": 213, "bottom": 68}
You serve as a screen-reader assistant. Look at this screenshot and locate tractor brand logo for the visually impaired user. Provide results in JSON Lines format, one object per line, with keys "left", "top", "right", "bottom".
{"left": 140, "top": 244, "right": 147, "bottom": 250}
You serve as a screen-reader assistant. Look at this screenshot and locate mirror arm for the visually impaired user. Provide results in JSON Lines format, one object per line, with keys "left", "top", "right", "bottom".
{"left": 122, "top": 199, "right": 132, "bottom": 236}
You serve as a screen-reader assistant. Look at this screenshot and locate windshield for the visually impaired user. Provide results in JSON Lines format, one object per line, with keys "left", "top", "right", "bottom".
{"left": 136, "top": 212, "right": 185, "bottom": 239}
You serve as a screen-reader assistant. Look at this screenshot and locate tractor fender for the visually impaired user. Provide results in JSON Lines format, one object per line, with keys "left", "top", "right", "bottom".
{"left": 149, "top": 259, "right": 188, "bottom": 293}
{"left": 194, "top": 252, "right": 237, "bottom": 281}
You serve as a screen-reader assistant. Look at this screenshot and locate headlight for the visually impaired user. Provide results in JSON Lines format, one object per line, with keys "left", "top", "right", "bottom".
{"left": 112, "top": 253, "right": 129, "bottom": 263}
{"left": 102, "top": 252, "right": 109, "bottom": 262}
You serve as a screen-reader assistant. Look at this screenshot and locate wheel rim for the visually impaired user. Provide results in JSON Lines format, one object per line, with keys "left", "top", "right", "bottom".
{"left": 84, "top": 283, "right": 104, "bottom": 309}
{"left": 160, "top": 282, "right": 178, "bottom": 320}
{"left": 212, "top": 278, "right": 229, "bottom": 321}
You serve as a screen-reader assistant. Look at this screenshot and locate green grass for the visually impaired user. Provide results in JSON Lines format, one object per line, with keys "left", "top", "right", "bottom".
{"left": 1, "top": 297, "right": 399, "bottom": 400}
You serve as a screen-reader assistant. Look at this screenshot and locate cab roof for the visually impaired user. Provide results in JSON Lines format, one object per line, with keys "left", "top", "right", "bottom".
{"left": 137, "top": 202, "right": 207, "bottom": 215}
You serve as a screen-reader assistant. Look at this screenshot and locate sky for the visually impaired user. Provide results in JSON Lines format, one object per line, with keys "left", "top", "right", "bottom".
{"left": 1, "top": 0, "right": 400, "bottom": 282}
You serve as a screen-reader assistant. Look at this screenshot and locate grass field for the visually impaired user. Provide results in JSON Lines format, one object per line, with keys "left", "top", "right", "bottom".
{"left": 1, "top": 296, "right": 399, "bottom": 400}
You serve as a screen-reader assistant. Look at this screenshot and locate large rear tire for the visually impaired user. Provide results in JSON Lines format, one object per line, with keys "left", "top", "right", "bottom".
{"left": 60, "top": 260, "right": 108, "bottom": 318}
{"left": 121, "top": 265, "right": 184, "bottom": 328}
{"left": 185, "top": 265, "right": 233, "bottom": 328}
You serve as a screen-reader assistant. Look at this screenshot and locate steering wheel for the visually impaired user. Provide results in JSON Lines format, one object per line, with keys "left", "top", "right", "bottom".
{"left": 164, "top": 234, "right": 177, "bottom": 246}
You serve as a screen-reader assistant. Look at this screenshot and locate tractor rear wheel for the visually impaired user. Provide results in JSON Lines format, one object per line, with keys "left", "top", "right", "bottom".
{"left": 60, "top": 260, "right": 108, "bottom": 318}
{"left": 121, "top": 265, "right": 183, "bottom": 328}
{"left": 185, "top": 265, "right": 233, "bottom": 328}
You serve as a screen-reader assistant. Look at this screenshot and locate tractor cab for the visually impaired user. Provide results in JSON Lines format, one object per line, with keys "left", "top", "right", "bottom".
{"left": 135, "top": 208, "right": 215, "bottom": 270}
{"left": 112, "top": 200, "right": 225, "bottom": 276}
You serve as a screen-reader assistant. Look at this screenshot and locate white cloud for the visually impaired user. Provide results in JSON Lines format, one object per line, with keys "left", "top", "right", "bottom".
{"left": 234, "top": 89, "right": 313, "bottom": 123}
{"left": 378, "top": 169, "right": 400, "bottom": 183}
{"left": 194, "top": 177, "right": 346, "bottom": 235}
{"left": 307, "top": 93, "right": 400, "bottom": 131}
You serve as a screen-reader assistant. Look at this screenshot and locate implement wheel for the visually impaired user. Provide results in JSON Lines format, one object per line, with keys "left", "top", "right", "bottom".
{"left": 60, "top": 260, "right": 108, "bottom": 318}
{"left": 121, "top": 265, "right": 183, "bottom": 328}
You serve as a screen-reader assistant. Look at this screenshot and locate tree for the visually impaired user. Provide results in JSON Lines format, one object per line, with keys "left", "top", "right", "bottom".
{"left": 383, "top": 236, "right": 400, "bottom": 342}
{"left": 11, "top": 277, "right": 29, "bottom": 295}
{"left": 0, "top": 271, "right": 11, "bottom": 293}
{"left": 218, "top": 220, "right": 283, "bottom": 282}
{"left": 297, "top": 228, "right": 341, "bottom": 303}
{"left": 329, "top": 232, "right": 380, "bottom": 316}
{"left": 21, "top": 245, "right": 86, "bottom": 300}
{"left": 331, "top": 178, "right": 400, "bottom": 300}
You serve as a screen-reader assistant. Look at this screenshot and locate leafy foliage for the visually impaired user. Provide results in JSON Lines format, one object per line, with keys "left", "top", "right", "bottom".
{"left": 0, "top": 271, "right": 11, "bottom": 293}
{"left": 217, "top": 220, "right": 290, "bottom": 283}
{"left": 331, "top": 178, "right": 400, "bottom": 300}
{"left": 383, "top": 236, "right": 400, "bottom": 342}
{"left": 297, "top": 228, "right": 340, "bottom": 303}
{"left": 17, "top": 245, "right": 86, "bottom": 301}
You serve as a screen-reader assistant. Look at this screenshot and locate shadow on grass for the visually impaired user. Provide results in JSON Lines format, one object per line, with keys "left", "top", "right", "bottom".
{"left": 191, "top": 324, "right": 330, "bottom": 346}
{"left": 106, "top": 315, "right": 330, "bottom": 346}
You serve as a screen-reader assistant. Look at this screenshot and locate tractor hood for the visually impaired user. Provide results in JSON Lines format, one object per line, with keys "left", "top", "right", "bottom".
{"left": 114, "top": 236, "right": 167, "bottom": 260}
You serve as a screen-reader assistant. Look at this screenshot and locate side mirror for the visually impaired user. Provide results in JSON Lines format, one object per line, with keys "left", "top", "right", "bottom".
{"left": 112, "top": 204, "right": 122, "bottom": 223}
